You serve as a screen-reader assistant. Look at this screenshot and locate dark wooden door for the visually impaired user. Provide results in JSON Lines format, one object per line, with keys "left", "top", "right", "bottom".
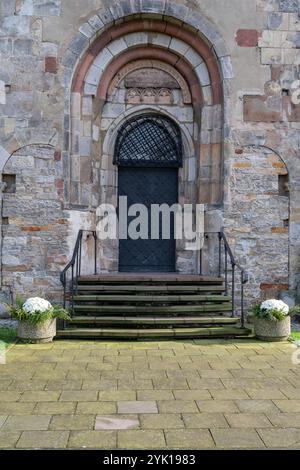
{"left": 118, "top": 166, "right": 178, "bottom": 272}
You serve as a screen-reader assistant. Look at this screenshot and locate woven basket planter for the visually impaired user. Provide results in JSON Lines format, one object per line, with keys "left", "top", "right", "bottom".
{"left": 253, "top": 317, "right": 291, "bottom": 342}
{"left": 17, "top": 319, "right": 56, "bottom": 343}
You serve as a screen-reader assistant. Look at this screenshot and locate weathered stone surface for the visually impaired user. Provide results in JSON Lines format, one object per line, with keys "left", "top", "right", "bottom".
{"left": 0, "top": 0, "right": 299, "bottom": 305}
{"left": 16, "top": 0, "right": 61, "bottom": 16}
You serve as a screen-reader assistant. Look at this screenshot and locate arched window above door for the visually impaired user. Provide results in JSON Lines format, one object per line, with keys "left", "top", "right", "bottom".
{"left": 113, "top": 114, "right": 183, "bottom": 168}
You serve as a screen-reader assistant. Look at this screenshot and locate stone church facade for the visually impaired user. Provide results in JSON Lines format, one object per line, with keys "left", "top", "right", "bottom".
{"left": 0, "top": 0, "right": 299, "bottom": 309}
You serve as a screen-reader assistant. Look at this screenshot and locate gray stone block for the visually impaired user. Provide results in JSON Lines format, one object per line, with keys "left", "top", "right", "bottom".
{"left": 0, "top": 39, "right": 12, "bottom": 57}
{"left": 0, "top": 0, "right": 15, "bottom": 16}
{"left": 13, "top": 39, "right": 32, "bottom": 56}
{"left": 220, "top": 57, "right": 234, "bottom": 79}
{"left": 68, "top": 33, "right": 89, "bottom": 56}
{"left": 195, "top": 62, "right": 211, "bottom": 87}
{"left": 164, "top": 2, "right": 189, "bottom": 21}
{"left": 109, "top": 3, "right": 124, "bottom": 20}
{"left": 140, "top": 0, "right": 166, "bottom": 14}
{"left": 119, "top": 0, "right": 134, "bottom": 16}
{"left": 79, "top": 23, "right": 95, "bottom": 39}
{"left": 97, "top": 8, "right": 114, "bottom": 26}
{"left": 62, "top": 49, "right": 78, "bottom": 70}
{"left": 16, "top": 0, "right": 61, "bottom": 16}
{"left": 88, "top": 15, "right": 104, "bottom": 33}
{"left": 0, "top": 16, "right": 30, "bottom": 37}
{"left": 268, "top": 12, "right": 284, "bottom": 29}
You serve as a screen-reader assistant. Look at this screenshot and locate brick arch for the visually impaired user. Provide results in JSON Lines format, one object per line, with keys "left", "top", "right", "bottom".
{"left": 107, "top": 60, "right": 192, "bottom": 104}
{"left": 71, "top": 19, "right": 223, "bottom": 105}
{"left": 66, "top": 10, "right": 226, "bottom": 207}
{"left": 97, "top": 47, "right": 202, "bottom": 108}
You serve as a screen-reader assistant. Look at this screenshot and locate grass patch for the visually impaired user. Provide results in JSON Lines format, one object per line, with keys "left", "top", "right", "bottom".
{"left": 290, "top": 331, "right": 300, "bottom": 343}
{"left": 0, "top": 327, "right": 17, "bottom": 348}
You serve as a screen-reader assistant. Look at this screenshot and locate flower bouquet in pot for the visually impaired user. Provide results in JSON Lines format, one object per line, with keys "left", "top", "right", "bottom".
{"left": 251, "top": 299, "right": 300, "bottom": 342}
{"left": 8, "top": 297, "right": 70, "bottom": 343}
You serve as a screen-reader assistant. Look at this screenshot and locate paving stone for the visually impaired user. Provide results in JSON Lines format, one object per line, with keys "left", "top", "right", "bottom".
{"left": 0, "top": 431, "right": 21, "bottom": 449}
{"left": 9, "top": 380, "right": 47, "bottom": 391}
{"left": 212, "top": 428, "right": 265, "bottom": 449}
{"left": 0, "top": 416, "right": 7, "bottom": 429}
{"left": 117, "top": 379, "right": 153, "bottom": 390}
{"left": 118, "top": 430, "right": 166, "bottom": 449}
{"left": 258, "top": 428, "right": 300, "bottom": 448}
{"left": 68, "top": 430, "right": 117, "bottom": 449}
{"left": 173, "top": 390, "right": 211, "bottom": 400}
{"left": 225, "top": 413, "right": 272, "bottom": 428}
{"left": 273, "top": 400, "right": 300, "bottom": 413}
{"left": 280, "top": 387, "right": 300, "bottom": 399}
{"left": 0, "top": 391, "right": 21, "bottom": 402}
{"left": 50, "top": 414, "right": 95, "bottom": 430}
{"left": 98, "top": 391, "right": 136, "bottom": 401}
{"left": 165, "top": 429, "right": 215, "bottom": 449}
{"left": 34, "top": 402, "right": 76, "bottom": 415}
{"left": 267, "top": 413, "right": 300, "bottom": 428}
{"left": 187, "top": 378, "right": 224, "bottom": 390}
{"left": 246, "top": 388, "right": 287, "bottom": 399}
{"left": 0, "top": 380, "right": 12, "bottom": 391}
{"left": 0, "top": 403, "right": 36, "bottom": 415}
{"left": 60, "top": 391, "right": 97, "bottom": 402}
{"left": 118, "top": 401, "right": 158, "bottom": 414}
{"left": 137, "top": 390, "right": 173, "bottom": 400}
{"left": 20, "top": 391, "right": 60, "bottom": 402}
{"left": 236, "top": 400, "right": 280, "bottom": 414}
{"left": 3, "top": 415, "right": 51, "bottom": 431}
{"left": 210, "top": 389, "right": 250, "bottom": 400}
{"left": 199, "top": 370, "right": 233, "bottom": 379}
{"left": 153, "top": 377, "right": 189, "bottom": 390}
{"left": 95, "top": 415, "right": 139, "bottom": 430}
{"left": 158, "top": 400, "right": 198, "bottom": 413}
{"left": 45, "top": 380, "right": 82, "bottom": 391}
{"left": 76, "top": 402, "right": 116, "bottom": 414}
{"left": 16, "top": 430, "right": 69, "bottom": 449}
{"left": 140, "top": 413, "right": 184, "bottom": 429}
{"left": 183, "top": 413, "right": 228, "bottom": 429}
{"left": 196, "top": 400, "right": 239, "bottom": 413}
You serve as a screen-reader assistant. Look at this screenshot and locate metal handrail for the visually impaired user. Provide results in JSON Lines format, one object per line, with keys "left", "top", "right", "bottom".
{"left": 60, "top": 229, "right": 248, "bottom": 329}
{"left": 60, "top": 230, "right": 97, "bottom": 315}
{"left": 199, "top": 231, "right": 248, "bottom": 328}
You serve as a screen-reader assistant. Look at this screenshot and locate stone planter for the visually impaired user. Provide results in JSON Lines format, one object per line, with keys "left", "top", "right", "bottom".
{"left": 253, "top": 317, "right": 291, "bottom": 342}
{"left": 17, "top": 319, "right": 56, "bottom": 343}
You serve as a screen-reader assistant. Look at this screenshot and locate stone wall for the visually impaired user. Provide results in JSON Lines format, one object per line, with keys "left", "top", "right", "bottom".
{"left": 2, "top": 144, "right": 68, "bottom": 301}
{"left": 0, "top": 0, "right": 299, "bottom": 307}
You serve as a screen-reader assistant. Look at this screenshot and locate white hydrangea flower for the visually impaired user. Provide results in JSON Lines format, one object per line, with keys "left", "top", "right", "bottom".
{"left": 260, "top": 299, "right": 289, "bottom": 315}
{"left": 23, "top": 297, "right": 52, "bottom": 314}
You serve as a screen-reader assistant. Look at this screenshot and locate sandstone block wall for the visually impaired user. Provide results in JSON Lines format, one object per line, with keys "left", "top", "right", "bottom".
{"left": 0, "top": 0, "right": 299, "bottom": 307}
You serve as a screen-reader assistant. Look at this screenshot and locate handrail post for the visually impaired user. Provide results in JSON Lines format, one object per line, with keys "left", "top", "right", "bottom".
{"left": 94, "top": 231, "right": 97, "bottom": 275}
{"left": 231, "top": 262, "right": 235, "bottom": 318}
{"left": 241, "top": 270, "right": 245, "bottom": 328}
{"left": 79, "top": 233, "right": 82, "bottom": 278}
{"left": 224, "top": 245, "right": 228, "bottom": 295}
{"left": 199, "top": 249, "right": 203, "bottom": 275}
{"left": 218, "top": 232, "right": 222, "bottom": 277}
{"left": 71, "top": 264, "right": 74, "bottom": 317}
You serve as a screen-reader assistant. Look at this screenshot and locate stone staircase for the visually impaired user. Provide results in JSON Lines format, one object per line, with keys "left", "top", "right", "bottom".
{"left": 57, "top": 274, "right": 251, "bottom": 339}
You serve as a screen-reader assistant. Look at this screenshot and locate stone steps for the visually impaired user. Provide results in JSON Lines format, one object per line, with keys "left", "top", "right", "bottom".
{"left": 73, "top": 294, "right": 231, "bottom": 303}
{"left": 56, "top": 326, "right": 252, "bottom": 339}
{"left": 68, "top": 316, "right": 240, "bottom": 326}
{"left": 72, "top": 304, "right": 233, "bottom": 314}
{"left": 58, "top": 274, "right": 251, "bottom": 340}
